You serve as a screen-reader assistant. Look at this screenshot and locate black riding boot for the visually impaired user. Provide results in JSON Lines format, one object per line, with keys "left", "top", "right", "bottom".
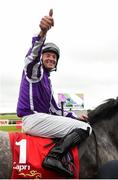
{"left": 42, "top": 128, "right": 90, "bottom": 177}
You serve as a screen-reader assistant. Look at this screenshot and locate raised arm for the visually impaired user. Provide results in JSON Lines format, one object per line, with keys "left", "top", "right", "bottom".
{"left": 24, "top": 9, "right": 54, "bottom": 80}
{"left": 26, "top": 9, "right": 54, "bottom": 60}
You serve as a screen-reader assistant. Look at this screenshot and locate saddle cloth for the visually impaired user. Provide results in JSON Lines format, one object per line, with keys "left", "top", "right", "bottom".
{"left": 9, "top": 132, "right": 80, "bottom": 179}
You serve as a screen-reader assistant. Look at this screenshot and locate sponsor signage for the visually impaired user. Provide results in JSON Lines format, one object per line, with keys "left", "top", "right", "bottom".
{"left": 0, "top": 119, "right": 9, "bottom": 126}
{"left": 58, "top": 93, "right": 84, "bottom": 110}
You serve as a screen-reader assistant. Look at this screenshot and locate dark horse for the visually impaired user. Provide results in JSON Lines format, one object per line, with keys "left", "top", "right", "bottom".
{"left": 79, "top": 97, "right": 118, "bottom": 178}
{"left": 1, "top": 97, "right": 118, "bottom": 179}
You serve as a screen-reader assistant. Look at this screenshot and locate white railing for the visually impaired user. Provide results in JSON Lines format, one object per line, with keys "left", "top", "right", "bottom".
{"left": 0, "top": 119, "right": 22, "bottom": 127}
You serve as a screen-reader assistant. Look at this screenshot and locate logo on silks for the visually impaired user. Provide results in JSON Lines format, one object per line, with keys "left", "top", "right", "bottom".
{"left": 13, "top": 162, "right": 42, "bottom": 179}
{"left": 13, "top": 162, "right": 31, "bottom": 172}
{"left": 58, "top": 93, "right": 84, "bottom": 110}
{"left": 19, "top": 170, "right": 42, "bottom": 179}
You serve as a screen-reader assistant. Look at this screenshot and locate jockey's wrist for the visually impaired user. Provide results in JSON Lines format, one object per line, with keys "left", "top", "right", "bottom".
{"left": 39, "top": 30, "right": 47, "bottom": 38}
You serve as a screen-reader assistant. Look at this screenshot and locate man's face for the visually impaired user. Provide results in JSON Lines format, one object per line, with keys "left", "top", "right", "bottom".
{"left": 42, "top": 52, "right": 57, "bottom": 70}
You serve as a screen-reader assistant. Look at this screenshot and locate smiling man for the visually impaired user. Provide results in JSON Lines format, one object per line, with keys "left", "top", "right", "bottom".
{"left": 17, "top": 9, "right": 92, "bottom": 177}
{"left": 42, "top": 42, "right": 59, "bottom": 71}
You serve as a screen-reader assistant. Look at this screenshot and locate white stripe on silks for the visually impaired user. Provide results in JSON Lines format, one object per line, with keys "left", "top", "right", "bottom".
{"left": 30, "top": 40, "right": 44, "bottom": 58}
{"left": 24, "top": 56, "right": 33, "bottom": 67}
{"left": 25, "top": 64, "right": 44, "bottom": 83}
{"left": 31, "top": 63, "right": 41, "bottom": 80}
{"left": 39, "top": 65, "right": 43, "bottom": 81}
{"left": 49, "top": 80, "right": 53, "bottom": 114}
{"left": 29, "top": 82, "right": 34, "bottom": 111}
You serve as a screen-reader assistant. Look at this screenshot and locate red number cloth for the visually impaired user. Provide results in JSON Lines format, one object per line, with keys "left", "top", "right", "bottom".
{"left": 9, "top": 132, "right": 80, "bottom": 179}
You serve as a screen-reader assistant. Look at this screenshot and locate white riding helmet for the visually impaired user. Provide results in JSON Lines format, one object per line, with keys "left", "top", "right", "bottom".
{"left": 42, "top": 42, "right": 60, "bottom": 61}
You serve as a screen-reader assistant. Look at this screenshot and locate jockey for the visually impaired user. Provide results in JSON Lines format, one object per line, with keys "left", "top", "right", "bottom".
{"left": 17, "top": 9, "right": 92, "bottom": 177}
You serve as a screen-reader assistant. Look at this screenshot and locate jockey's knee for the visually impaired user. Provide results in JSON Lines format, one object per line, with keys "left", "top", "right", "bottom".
{"left": 87, "top": 124, "right": 92, "bottom": 135}
{"left": 81, "top": 123, "right": 92, "bottom": 135}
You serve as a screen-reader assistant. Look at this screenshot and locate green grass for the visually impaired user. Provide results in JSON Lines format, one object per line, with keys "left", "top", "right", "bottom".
{"left": 0, "top": 114, "right": 20, "bottom": 120}
{"left": 0, "top": 126, "right": 21, "bottom": 132}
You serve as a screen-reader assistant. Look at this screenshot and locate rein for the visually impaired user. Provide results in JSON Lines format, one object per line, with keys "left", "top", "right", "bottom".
{"left": 79, "top": 118, "right": 100, "bottom": 172}
{"left": 88, "top": 114, "right": 101, "bottom": 174}
{"left": 92, "top": 129, "right": 100, "bottom": 170}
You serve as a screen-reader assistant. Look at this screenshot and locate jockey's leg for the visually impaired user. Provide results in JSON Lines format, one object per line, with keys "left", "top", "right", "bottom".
{"left": 22, "top": 113, "right": 92, "bottom": 138}
{"left": 42, "top": 127, "right": 91, "bottom": 177}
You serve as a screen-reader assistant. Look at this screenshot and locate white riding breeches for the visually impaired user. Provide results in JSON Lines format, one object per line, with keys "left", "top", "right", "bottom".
{"left": 22, "top": 113, "right": 92, "bottom": 138}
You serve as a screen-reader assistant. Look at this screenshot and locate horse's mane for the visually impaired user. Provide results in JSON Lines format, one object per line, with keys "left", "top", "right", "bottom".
{"left": 88, "top": 97, "right": 118, "bottom": 124}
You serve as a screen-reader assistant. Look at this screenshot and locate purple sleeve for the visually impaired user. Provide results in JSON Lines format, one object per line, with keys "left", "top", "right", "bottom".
{"left": 24, "top": 35, "right": 45, "bottom": 80}
{"left": 25, "top": 35, "right": 45, "bottom": 59}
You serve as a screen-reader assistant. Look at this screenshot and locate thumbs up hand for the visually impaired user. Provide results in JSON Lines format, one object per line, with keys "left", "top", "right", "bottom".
{"left": 39, "top": 9, "right": 54, "bottom": 37}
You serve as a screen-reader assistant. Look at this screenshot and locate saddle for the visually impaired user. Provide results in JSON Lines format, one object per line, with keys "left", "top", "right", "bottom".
{"left": 9, "top": 132, "right": 80, "bottom": 179}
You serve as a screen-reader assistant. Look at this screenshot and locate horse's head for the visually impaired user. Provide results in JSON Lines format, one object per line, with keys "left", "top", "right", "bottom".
{"left": 87, "top": 97, "right": 118, "bottom": 148}
{"left": 88, "top": 97, "right": 118, "bottom": 125}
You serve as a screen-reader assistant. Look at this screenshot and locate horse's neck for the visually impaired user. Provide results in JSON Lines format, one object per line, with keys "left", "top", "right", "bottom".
{"left": 79, "top": 118, "right": 118, "bottom": 179}
{"left": 94, "top": 118, "right": 118, "bottom": 158}
{"left": 77, "top": 139, "right": 88, "bottom": 160}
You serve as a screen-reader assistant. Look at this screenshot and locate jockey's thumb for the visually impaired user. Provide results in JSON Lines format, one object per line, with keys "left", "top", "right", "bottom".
{"left": 49, "top": 9, "right": 54, "bottom": 26}
{"left": 49, "top": 9, "right": 53, "bottom": 17}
